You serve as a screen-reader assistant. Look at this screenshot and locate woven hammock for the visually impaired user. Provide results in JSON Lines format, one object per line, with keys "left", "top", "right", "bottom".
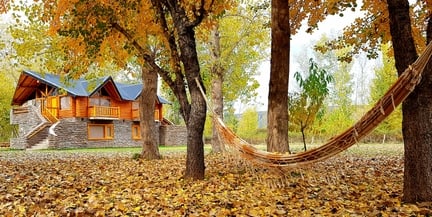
{"left": 199, "top": 41, "right": 432, "bottom": 168}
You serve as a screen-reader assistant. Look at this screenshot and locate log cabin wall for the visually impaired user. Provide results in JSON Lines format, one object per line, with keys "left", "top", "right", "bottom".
{"left": 112, "top": 100, "right": 132, "bottom": 120}
{"left": 75, "top": 97, "right": 88, "bottom": 118}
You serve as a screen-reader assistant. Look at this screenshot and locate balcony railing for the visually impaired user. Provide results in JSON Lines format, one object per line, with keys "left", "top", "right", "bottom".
{"left": 88, "top": 106, "right": 120, "bottom": 120}
{"left": 42, "top": 107, "right": 59, "bottom": 123}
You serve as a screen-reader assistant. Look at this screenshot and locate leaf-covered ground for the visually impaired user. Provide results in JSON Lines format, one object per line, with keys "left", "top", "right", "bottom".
{"left": 0, "top": 146, "right": 431, "bottom": 216}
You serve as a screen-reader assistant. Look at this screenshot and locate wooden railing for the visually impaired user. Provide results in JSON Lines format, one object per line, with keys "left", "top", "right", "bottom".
{"left": 88, "top": 106, "right": 120, "bottom": 119}
{"left": 42, "top": 107, "right": 59, "bottom": 123}
{"left": 12, "top": 107, "right": 30, "bottom": 114}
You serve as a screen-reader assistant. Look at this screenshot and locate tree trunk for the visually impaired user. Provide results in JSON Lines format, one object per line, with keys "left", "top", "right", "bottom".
{"left": 139, "top": 66, "right": 161, "bottom": 160}
{"left": 387, "top": 0, "right": 432, "bottom": 202}
{"left": 267, "top": 0, "right": 290, "bottom": 153}
{"left": 210, "top": 24, "right": 225, "bottom": 153}
{"left": 301, "top": 126, "right": 307, "bottom": 151}
{"left": 177, "top": 26, "right": 207, "bottom": 180}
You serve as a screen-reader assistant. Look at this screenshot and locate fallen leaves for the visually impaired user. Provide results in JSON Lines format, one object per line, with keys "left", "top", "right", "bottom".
{"left": 0, "top": 150, "right": 430, "bottom": 216}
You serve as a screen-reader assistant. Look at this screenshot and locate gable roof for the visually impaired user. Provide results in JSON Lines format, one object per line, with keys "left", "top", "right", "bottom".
{"left": 11, "top": 70, "right": 170, "bottom": 105}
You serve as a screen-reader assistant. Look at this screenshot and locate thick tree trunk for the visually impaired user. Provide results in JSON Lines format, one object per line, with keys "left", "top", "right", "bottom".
{"left": 177, "top": 26, "right": 207, "bottom": 180}
{"left": 149, "top": 0, "right": 207, "bottom": 180}
{"left": 387, "top": 0, "right": 432, "bottom": 202}
{"left": 267, "top": 0, "right": 290, "bottom": 153}
{"left": 210, "top": 25, "right": 225, "bottom": 153}
{"left": 139, "top": 66, "right": 161, "bottom": 160}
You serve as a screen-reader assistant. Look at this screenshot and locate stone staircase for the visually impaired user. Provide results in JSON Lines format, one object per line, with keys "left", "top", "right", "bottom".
{"left": 27, "top": 138, "right": 50, "bottom": 150}
{"left": 25, "top": 106, "right": 59, "bottom": 150}
{"left": 26, "top": 122, "right": 51, "bottom": 150}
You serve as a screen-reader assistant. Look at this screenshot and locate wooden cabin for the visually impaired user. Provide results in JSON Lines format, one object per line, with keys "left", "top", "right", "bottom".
{"left": 10, "top": 70, "right": 186, "bottom": 149}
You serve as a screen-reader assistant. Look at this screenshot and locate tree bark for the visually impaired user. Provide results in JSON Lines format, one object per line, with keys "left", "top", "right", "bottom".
{"left": 147, "top": 0, "right": 207, "bottom": 180}
{"left": 139, "top": 66, "right": 161, "bottom": 160}
{"left": 267, "top": 0, "right": 290, "bottom": 153}
{"left": 180, "top": 27, "right": 207, "bottom": 179}
{"left": 173, "top": 17, "right": 207, "bottom": 181}
{"left": 210, "top": 24, "right": 225, "bottom": 153}
{"left": 387, "top": 0, "right": 432, "bottom": 203}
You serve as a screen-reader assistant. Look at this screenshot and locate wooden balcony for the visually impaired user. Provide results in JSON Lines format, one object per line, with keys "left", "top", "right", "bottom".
{"left": 88, "top": 106, "right": 120, "bottom": 120}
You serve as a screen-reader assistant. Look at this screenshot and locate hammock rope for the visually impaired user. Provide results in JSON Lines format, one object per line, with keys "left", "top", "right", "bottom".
{"left": 198, "top": 41, "right": 432, "bottom": 168}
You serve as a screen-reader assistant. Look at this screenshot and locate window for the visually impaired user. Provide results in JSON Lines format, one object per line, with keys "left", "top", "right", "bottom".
{"left": 88, "top": 124, "right": 114, "bottom": 140}
{"left": 132, "top": 124, "right": 141, "bottom": 140}
{"left": 100, "top": 98, "right": 110, "bottom": 106}
{"left": 89, "top": 97, "right": 110, "bottom": 106}
{"left": 60, "top": 96, "right": 71, "bottom": 110}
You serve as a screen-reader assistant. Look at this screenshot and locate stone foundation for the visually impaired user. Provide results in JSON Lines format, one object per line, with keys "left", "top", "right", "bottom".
{"left": 159, "top": 125, "right": 188, "bottom": 146}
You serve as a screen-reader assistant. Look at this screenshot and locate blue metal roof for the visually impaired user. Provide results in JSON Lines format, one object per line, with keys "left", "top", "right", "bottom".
{"left": 23, "top": 70, "right": 170, "bottom": 104}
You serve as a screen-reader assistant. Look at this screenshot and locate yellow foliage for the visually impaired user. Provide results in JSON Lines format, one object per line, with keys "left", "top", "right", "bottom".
{"left": 315, "top": 1, "right": 429, "bottom": 58}
{"left": 38, "top": 0, "right": 234, "bottom": 78}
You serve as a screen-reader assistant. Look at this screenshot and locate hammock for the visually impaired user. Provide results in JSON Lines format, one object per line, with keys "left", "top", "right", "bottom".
{"left": 198, "top": 41, "right": 432, "bottom": 168}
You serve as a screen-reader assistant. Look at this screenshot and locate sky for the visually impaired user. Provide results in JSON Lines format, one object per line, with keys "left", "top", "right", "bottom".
{"left": 241, "top": 9, "right": 379, "bottom": 113}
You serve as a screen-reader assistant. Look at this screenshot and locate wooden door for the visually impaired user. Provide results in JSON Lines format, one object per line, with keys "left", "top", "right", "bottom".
{"left": 48, "top": 96, "right": 59, "bottom": 118}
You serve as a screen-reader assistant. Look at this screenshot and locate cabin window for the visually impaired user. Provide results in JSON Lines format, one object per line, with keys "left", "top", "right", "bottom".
{"left": 132, "top": 124, "right": 141, "bottom": 140}
{"left": 89, "top": 97, "right": 111, "bottom": 107}
{"left": 100, "top": 98, "right": 110, "bottom": 107}
{"left": 88, "top": 124, "right": 114, "bottom": 140}
{"left": 60, "top": 96, "right": 71, "bottom": 110}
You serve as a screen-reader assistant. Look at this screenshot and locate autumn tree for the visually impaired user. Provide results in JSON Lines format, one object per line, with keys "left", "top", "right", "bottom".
{"left": 319, "top": 47, "right": 355, "bottom": 137}
{"left": 387, "top": 0, "right": 432, "bottom": 202}
{"left": 267, "top": 1, "right": 358, "bottom": 153}
{"left": 289, "top": 59, "right": 333, "bottom": 151}
{"left": 237, "top": 107, "right": 259, "bottom": 141}
{"left": 0, "top": 0, "right": 8, "bottom": 14}
{"left": 369, "top": 43, "right": 401, "bottom": 143}
{"left": 317, "top": 0, "right": 432, "bottom": 203}
{"left": 0, "top": 66, "right": 16, "bottom": 142}
{"left": 197, "top": 2, "right": 269, "bottom": 153}
{"left": 38, "top": 0, "right": 232, "bottom": 179}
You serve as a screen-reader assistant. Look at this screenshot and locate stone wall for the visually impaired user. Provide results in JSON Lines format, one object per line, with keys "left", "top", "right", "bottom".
{"left": 49, "top": 118, "right": 88, "bottom": 148}
{"left": 10, "top": 105, "right": 46, "bottom": 149}
{"left": 9, "top": 138, "right": 26, "bottom": 149}
{"left": 159, "top": 125, "right": 188, "bottom": 146}
{"left": 111, "top": 120, "right": 143, "bottom": 148}
{"left": 49, "top": 118, "right": 161, "bottom": 148}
